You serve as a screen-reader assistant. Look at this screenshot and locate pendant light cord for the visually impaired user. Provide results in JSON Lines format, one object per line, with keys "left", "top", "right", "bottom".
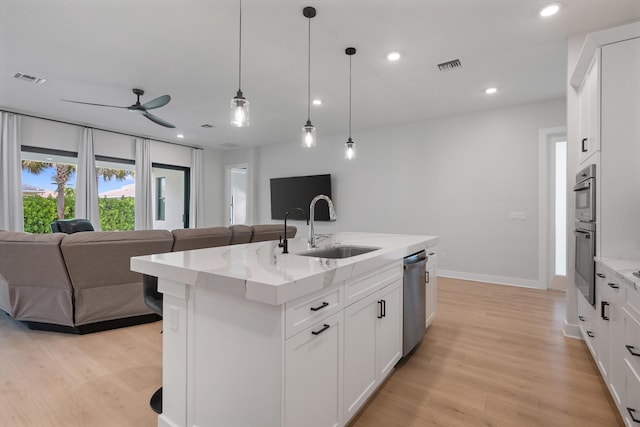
{"left": 238, "top": 0, "right": 242, "bottom": 91}
{"left": 307, "top": 16, "right": 311, "bottom": 121}
{"left": 348, "top": 55, "right": 352, "bottom": 139}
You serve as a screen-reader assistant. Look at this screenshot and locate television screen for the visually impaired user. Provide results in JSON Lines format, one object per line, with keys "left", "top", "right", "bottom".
{"left": 270, "top": 174, "right": 332, "bottom": 221}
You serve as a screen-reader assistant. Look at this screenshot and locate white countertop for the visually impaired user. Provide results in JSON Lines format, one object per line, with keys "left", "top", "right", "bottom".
{"left": 595, "top": 256, "right": 640, "bottom": 292}
{"left": 131, "top": 232, "right": 438, "bottom": 305}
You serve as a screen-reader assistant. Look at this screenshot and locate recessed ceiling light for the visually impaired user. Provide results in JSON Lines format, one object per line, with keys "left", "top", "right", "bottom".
{"left": 312, "top": 99, "right": 322, "bottom": 106}
{"left": 540, "top": 4, "right": 560, "bottom": 17}
{"left": 387, "top": 52, "right": 401, "bottom": 62}
{"left": 485, "top": 87, "right": 497, "bottom": 95}
{"left": 177, "top": 134, "right": 184, "bottom": 139}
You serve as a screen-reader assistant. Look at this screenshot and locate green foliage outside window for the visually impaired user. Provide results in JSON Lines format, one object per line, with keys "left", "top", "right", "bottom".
{"left": 99, "top": 196, "right": 135, "bottom": 231}
{"left": 22, "top": 189, "right": 135, "bottom": 233}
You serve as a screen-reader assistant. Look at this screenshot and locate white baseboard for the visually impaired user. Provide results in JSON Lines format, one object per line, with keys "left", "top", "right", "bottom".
{"left": 438, "top": 269, "right": 543, "bottom": 289}
{"left": 563, "top": 320, "right": 582, "bottom": 340}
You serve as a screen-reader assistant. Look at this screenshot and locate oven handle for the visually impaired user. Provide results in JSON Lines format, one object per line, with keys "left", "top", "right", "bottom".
{"left": 574, "top": 230, "right": 591, "bottom": 239}
{"left": 573, "top": 181, "right": 591, "bottom": 192}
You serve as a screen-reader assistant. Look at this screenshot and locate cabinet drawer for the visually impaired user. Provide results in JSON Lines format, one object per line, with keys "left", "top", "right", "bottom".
{"left": 286, "top": 285, "right": 343, "bottom": 339}
{"left": 345, "top": 261, "right": 402, "bottom": 307}
{"left": 623, "top": 360, "right": 640, "bottom": 427}
{"left": 624, "top": 307, "right": 640, "bottom": 375}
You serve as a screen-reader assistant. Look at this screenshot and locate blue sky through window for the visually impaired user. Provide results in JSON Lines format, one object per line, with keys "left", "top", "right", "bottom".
{"left": 22, "top": 167, "right": 134, "bottom": 193}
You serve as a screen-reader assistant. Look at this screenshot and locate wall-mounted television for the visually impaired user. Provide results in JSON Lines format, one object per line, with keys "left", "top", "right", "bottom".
{"left": 270, "top": 174, "right": 332, "bottom": 221}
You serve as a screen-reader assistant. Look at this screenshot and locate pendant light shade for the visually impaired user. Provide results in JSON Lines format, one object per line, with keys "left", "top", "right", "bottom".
{"left": 302, "top": 6, "right": 316, "bottom": 148}
{"left": 231, "top": 0, "right": 249, "bottom": 127}
{"left": 345, "top": 47, "right": 356, "bottom": 159}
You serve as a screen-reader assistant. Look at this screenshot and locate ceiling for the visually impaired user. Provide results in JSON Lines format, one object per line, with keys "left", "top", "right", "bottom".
{"left": 1, "top": 1, "right": 639, "bottom": 150}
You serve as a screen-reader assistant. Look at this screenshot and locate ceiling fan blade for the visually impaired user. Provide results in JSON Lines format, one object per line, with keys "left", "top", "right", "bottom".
{"left": 142, "top": 94, "right": 171, "bottom": 110}
{"left": 61, "top": 99, "right": 127, "bottom": 108}
{"left": 143, "top": 112, "right": 175, "bottom": 128}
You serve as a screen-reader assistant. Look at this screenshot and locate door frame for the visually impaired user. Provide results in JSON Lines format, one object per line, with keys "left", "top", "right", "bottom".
{"left": 538, "top": 126, "right": 568, "bottom": 290}
{"left": 225, "top": 162, "right": 249, "bottom": 226}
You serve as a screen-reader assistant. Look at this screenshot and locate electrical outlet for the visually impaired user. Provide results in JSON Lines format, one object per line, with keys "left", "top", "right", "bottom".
{"left": 509, "top": 211, "right": 526, "bottom": 221}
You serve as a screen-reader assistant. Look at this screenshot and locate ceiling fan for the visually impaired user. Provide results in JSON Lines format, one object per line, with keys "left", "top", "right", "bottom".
{"left": 62, "top": 88, "right": 176, "bottom": 128}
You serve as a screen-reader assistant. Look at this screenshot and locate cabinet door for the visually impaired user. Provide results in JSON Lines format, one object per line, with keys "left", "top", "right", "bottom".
{"left": 425, "top": 264, "right": 437, "bottom": 327}
{"left": 623, "top": 360, "right": 640, "bottom": 427}
{"left": 285, "top": 312, "right": 343, "bottom": 427}
{"left": 343, "top": 291, "right": 378, "bottom": 422}
{"left": 343, "top": 280, "right": 403, "bottom": 423}
{"left": 597, "top": 281, "right": 611, "bottom": 379}
{"left": 578, "top": 52, "right": 600, "bottom": 165}
{"left": 603, "top": 279, "right": 625, "bottom": 407}
{"left": 377, "top": 280, "right": 403, "bottom": 379}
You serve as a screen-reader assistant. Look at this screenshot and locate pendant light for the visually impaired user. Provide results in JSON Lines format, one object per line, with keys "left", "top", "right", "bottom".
{"left": 302, "top": 6, "right": 317, "bottom": 148}
{"left": 230, "top": 0, "right": 249, "bottom": 127}
{"left": 344, "top": 47, "right": 356, "bottom": 160}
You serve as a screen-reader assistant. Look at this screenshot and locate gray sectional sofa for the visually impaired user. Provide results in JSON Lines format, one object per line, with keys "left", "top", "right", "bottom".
{"left": 0, "top": 224, "right": 296, "bottom": 333}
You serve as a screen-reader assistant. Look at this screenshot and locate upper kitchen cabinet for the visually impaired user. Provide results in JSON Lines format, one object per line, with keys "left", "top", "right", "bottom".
{"left": 577, "top": 52, "right": 600, "bottom": 166}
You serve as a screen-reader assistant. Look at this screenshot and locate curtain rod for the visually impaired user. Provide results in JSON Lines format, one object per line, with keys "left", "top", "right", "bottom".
{"left": 0, "top": 108, "right": 203, "bottom": 150}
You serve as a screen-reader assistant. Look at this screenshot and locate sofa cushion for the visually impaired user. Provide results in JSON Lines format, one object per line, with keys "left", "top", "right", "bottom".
{"left": 61, "top": 230, "right": 174, "bottom": 325}
{"left": 0, "top": 232, "right": 74, "bottom": 326}
{"left": 171, "top": 227, "right": 232, "bottom": 251}
{"left": 251, "top": 224, "right": 297, "bottom": 243}
{"left": 229, "top": 225, "right": 253, "bottom": 245}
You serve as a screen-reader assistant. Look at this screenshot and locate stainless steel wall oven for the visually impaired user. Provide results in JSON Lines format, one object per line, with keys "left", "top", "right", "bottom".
{"left": 573, "top": 164, "right": 596, "bottom": 305}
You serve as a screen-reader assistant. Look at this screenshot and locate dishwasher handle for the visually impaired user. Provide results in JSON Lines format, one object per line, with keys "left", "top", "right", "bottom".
{"left": 404, "top": 250, "right": 427, "bottom": 270}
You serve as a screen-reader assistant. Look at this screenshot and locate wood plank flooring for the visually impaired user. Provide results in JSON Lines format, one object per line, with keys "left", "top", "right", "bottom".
{"left": 0, "top": 278, "right": 624, "bottom": 427}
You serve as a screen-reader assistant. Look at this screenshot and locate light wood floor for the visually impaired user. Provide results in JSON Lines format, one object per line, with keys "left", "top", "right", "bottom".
{"left": 0, "top": 278, "right": 624, "bottom": 427}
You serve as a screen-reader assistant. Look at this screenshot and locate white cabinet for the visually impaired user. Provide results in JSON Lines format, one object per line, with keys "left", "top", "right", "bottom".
{"left": 595, "top": 265, "right": 625, "bottom": 407}
{"left": 425, "top": 248, "right": 437, "bottom": 327}
{"left": 343, "top": 280, "right": 402, "bottom": 422}
{"left": 285, "top": 312, "right": 343, "bottom": 427}
{"left": 285, "top": 260, "right": 403, "bottom": 427}
{"left": 577, "top": 52, "right": 600, "bottom": 166}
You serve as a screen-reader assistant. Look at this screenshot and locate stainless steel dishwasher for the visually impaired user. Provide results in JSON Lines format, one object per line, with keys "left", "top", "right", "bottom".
{"left": 403, "top": 250, "right": 427, "bottom": 357}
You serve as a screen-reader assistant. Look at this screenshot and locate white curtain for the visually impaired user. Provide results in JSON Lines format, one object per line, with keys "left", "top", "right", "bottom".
{"left": 75, "top": 128, "right": 101, "bottom": 230}
{"left": 0, "top": 113, "right": 23, "bottom": 232}
{"left": 135, "top": 138, "right": 153, "bottom": 230}
{"left": 189, "top": 148, "right": 204, "bottom": 228}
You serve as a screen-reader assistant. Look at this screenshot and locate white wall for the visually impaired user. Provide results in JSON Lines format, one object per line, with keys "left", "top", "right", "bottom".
{"left": 202, "top": 147, "right": 225, "bottom": 226}
{"left": 257, "top": 99, "right": 566, "bottom": 286}
{"left": 21, "top": 116, "right": 193, "bottom": 165}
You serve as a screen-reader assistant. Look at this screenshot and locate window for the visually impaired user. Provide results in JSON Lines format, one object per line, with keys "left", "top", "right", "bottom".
{"left": 95, "top": 156, "right": 135, "bottom": 231}
{"left": 156, "top": 177, "right": 166, "bottom": 221}
{"left": 21, "top": 147, "right": 78, "bottom": 233}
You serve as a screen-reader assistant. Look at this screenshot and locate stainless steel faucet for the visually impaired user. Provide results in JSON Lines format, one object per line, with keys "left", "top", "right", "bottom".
{"left": 308, "top": 194, "right": 337, "bottom": 247}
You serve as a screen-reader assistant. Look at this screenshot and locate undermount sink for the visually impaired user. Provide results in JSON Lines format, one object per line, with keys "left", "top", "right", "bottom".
{"left": 297, "top": 245, "right": 380, "bottom": 259}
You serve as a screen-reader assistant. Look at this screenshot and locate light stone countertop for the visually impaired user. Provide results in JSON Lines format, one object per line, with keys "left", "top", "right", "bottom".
{"left": 131, "top": 232, "right": 438, "bottom": 305}
{"left": 595, "top": 257, "right": 640, "bottom": 294}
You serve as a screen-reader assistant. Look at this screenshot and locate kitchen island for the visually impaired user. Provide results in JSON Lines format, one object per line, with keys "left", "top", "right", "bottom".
{"left": 131, "top": 232, "right": 438, "bottom": 427}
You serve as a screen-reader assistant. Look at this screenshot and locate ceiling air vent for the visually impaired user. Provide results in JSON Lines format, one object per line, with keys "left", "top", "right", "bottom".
{"left": 219, "top": 142, "right": 240, "bottom": 149}
{"left": 437, "top": 59, "right": 462, "bottom": 72}
{"left": 201, "top": 124, "right": 215, "bottom": 128}
{"left": 13, "top": 72, "right": 46, "bottom": 84}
